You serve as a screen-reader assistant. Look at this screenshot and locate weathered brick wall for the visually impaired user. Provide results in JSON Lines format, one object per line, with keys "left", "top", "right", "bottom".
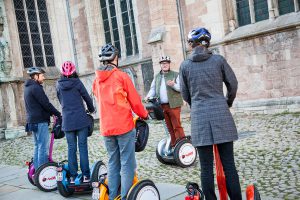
{"left": 69, "top": 0, "right": 94, "bottom": 73}
{"left": 224, "top": 29, "right": 300, "bottom": 101}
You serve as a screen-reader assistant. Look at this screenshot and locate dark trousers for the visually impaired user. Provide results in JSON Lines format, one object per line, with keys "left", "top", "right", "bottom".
{"left": 197, "top": 142, "right": 242, "bottom": 200}
{"left": 161, "top": 104, "right": 185, "bottom": 146}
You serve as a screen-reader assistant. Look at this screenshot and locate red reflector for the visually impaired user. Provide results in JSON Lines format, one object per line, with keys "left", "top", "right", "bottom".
{"left": 25, "top": 161, "right": 30, "bottom": 166}
{"left": 56, "top": 167, "right": 63, "bottom": 172}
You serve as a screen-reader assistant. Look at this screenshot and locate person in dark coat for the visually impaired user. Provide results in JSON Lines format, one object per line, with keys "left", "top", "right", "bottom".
{"left": 179, "top": 27, "right": 242, "bottom": 200}
{"left": 56, "top": 61, "right": 95, "bottom": 183}
{"left": 24, "top": 66, "right": 61, "bottom": 169}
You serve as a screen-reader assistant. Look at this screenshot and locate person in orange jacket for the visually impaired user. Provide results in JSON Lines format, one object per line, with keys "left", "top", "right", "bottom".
{"left": 92, "top": 44, "right": 148, "bottom": 200}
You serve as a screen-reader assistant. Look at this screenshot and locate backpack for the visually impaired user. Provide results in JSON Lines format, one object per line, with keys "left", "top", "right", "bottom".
{"left": 134, "top": 118, "right": 149, "bottom": 152}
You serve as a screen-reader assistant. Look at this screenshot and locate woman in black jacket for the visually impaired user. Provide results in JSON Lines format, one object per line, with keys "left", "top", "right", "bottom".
{"left": 56, "top": 61, "right": 95, "bottom": 183}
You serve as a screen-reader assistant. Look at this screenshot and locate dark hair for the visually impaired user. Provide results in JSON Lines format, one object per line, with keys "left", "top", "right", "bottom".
{"left": 62, "top": 72, "right": 78, "bottom": 78}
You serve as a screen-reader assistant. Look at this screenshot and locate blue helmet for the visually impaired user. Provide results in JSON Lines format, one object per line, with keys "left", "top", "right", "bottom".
{"left": 187, "top": 27, "right": 211, "bottom": 47}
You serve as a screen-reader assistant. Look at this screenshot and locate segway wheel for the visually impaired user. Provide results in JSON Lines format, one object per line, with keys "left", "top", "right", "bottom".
{"left": 155, "top": 148, "right": 170, "bottom": 165}
{"left": 174, "top": 139, "right": 197, "bottom": 168}
{"left": 34, "top": 162, "right": 58, "bottom": 192}
{"left": 91, "top": 161, "right": 107, "bottom": 182}
{"left": 127, "top": 179, "right": 160, "bottom": 200}
{"left": 57, "top": 181, "right": 74, "bottom": 197}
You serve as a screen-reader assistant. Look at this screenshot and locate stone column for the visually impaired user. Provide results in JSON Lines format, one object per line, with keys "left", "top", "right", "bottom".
{"left": 267, "top": 0, "right": 276, "bottom": 20}
{"left": 3, "top": 84, "right": 26, "bottom": 139}
{"left": 0, "top": 3, "right": 25, "bottom": 140}
{"left": 248, "top": 0, "right": 255, "bottom": 24}
{"left": 294, "top": 0, "right": 299, "bottom": 12}
{"left": 146, "top": 0, "right": 184, "bottom": 73}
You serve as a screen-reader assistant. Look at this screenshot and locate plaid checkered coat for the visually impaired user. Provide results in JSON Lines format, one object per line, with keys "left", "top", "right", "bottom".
{"left": 179, "top": 46, "right": 238, "bottom": 147}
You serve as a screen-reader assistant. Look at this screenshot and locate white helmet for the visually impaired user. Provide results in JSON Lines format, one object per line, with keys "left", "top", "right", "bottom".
{"left": 159, "top": 56, "right": 171, "bottom": 63}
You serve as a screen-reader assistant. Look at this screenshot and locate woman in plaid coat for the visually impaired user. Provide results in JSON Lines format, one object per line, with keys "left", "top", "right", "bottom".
{"left": 180, "top": 27, "right": 242, "bottom": 200}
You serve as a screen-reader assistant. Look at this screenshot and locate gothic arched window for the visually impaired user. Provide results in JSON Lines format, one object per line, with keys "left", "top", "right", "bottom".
{"left": 13, "top": 0, "right": 55, "bottom": 68}
{"left": 99, "top": 0, "right": 139, "bottom": 58}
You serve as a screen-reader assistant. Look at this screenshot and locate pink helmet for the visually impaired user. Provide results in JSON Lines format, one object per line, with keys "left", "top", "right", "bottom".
{"left": 61, "top": 61, "right": 76, "bottom": 76}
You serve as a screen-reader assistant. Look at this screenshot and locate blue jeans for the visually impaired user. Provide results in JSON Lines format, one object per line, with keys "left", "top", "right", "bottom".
{"left": 197, "top": 142, "right": 242, "bottom": 200}
{"left": 104, "top": 129, "right": 136, "bottom": 200}
{"left": 32, "top": 122, "right": 49, "bottom": 169}
{"left": 66, "top": 127, "right": 90, "bottom": 178}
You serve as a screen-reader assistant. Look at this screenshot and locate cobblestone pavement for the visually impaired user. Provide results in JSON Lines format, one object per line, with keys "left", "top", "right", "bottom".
{"left": 0, "top": 112, "right": 299, "bottom": 199}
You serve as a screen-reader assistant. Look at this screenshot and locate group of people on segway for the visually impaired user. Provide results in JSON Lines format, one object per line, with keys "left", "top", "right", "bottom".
{"left": 24, "top": 27, "right": 260, "bottom": 200}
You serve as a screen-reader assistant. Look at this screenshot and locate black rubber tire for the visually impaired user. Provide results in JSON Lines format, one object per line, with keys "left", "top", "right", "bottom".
{"left": 174, "top": 139, "right": 197, "bottom": 168}
{"left": 34, "top": 162, "right": 58, "bottom": 192}
{"left": 57, "top": 181, "right": 74, "bottom": 197}
{"left": 91, "top": 161, "right": 107, "bottom": 182}
{"left": 155, "top": 148, "right": 172, "bottom": 165}
{"left": 27, "top": 172, "right": 35, "bottom": 186}
{"left": 127, "top": 179, "right": 160, "bottom": 200}
{"left": 254, "top": 185, "right": 261, "bottom": 200}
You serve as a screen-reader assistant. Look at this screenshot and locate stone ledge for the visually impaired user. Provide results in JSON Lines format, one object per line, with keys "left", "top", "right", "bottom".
{"left": 233, "top": 96, "right": 300, "bottom": 114}
{"left": 4, "top": 126, "right": 26, "bottom": 140}
{"left": 213, "top": 12, "right": 300, "bottom": 45}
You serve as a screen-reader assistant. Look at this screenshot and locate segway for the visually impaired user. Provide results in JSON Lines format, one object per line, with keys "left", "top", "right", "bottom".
{"left": 213, "top": 145, "right": 261, "bottom": 200}
{"left": 184, "top": 181, "right": 261, "bottom": 200}
{"left": 145, "top": 97, "right": 197, "bottom": 167}
{"left": 92, "top": 173, "right": 160, "bottom": 200}
{"left": 25, "top": 116, "right": 63, "bottom": 192}
{"left": 56, "top": 160, "right": 107, "bottom": 197}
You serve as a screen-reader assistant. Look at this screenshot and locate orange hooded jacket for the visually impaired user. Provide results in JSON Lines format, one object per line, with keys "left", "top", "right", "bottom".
{"left": 92, "top": 66, "right": 148, "bottom": 136}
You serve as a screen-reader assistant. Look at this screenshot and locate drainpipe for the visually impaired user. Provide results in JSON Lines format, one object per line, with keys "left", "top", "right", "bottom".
{"left": 176, "top": 0, "right": 187, "bottom": 59}
{"left": 66, "top": 0, "right": 78, "bottom": 70}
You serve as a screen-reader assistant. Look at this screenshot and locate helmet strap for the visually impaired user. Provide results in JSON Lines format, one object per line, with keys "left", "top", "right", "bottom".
{"left": 108, "top": 62, "right": 118, "bottom": 68}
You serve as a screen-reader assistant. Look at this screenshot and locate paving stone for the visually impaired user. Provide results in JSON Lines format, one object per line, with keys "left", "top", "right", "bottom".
{"left": 0, "top": 112, "right": 299, "bottom": 198}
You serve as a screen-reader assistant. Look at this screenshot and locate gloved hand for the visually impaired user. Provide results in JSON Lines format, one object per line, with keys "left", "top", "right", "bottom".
{"left": 56, "top": 115, "right": 62, "bottom": 125}
{"left": 227, "top": 100, "right": 233, "bottom": 108}
{"left": 141, "top": 114, "right": 150, "bottom": 120}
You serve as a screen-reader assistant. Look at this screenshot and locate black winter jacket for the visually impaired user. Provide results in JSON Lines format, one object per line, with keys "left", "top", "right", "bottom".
{"left": 24, "top": 79, "right": 61, "bottom": 124}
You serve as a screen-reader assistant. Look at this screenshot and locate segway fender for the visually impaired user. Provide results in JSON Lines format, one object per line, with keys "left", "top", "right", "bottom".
{"left": 157, "top": 138, "right": 168, "bottom": 155}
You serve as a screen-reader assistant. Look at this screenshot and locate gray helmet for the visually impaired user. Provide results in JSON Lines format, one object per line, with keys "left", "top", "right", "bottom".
{"left": 98, "top": 44, "right": 119, "bottom": 62}
{"left": 26, "top": 66, "right": 45, "bottom": 75}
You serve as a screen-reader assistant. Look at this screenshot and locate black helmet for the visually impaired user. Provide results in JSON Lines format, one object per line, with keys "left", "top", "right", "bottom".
{"left": 26, "top": 66, "right": 45, "bottom": 76}
{"left": 98, "top": 44, "right": 119, "bottom": 62}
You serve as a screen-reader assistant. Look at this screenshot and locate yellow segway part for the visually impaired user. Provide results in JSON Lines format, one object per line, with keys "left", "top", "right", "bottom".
{"left": 98, "top": 174, "right": 139, "bottom": 200}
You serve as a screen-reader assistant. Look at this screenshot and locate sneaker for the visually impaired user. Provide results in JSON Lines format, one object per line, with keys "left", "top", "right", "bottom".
{"left": 83, "top": 176, "right": 90, "bottom": 183}
{"left": 70, "top": 177, "right": 75, "bottom": 184}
